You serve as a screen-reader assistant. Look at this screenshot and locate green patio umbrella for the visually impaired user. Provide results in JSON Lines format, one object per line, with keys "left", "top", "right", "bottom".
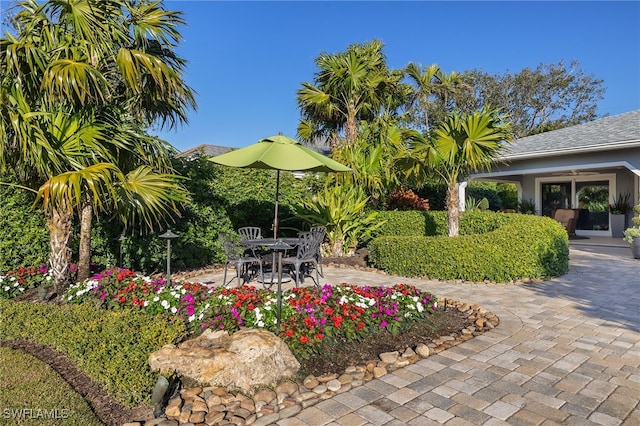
{"left": 209, "top": 135, "right": 351, "bottom": 238}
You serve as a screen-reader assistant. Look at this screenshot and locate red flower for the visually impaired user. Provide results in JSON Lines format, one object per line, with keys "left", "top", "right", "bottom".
{"left": 285, "top": 329, "right": 294, "bottom": 337}
{"left": 119, "top": 296, "right": 126, "bottom": 303}
{"left": 300, "top": 336, "right": 309, "bottom": 344}
{"left": 315, "top": 333, "right": 323, "bottom": 340}
{"left": 247, "top": 304, "right": 255, "bottom": 311}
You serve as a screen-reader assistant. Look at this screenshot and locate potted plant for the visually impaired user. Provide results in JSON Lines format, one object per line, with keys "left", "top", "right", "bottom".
{"left": 609, "top": 193, "right": 630, "bottom": 238}
{"left": 623, "top": 199, "right": 640, "bottom": 259}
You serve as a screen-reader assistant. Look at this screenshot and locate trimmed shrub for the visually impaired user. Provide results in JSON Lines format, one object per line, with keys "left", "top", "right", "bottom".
{"left": 0, "top": 299, "right": 186, "bottom": 407}
{"left": 368, "top": 213, "right": 568, "bottom": 282}
{"left": 368, "top": 210, "right": 512, "bottom": 242}
{"left": 0, "top": 184, "right": 49, "bottom": 272}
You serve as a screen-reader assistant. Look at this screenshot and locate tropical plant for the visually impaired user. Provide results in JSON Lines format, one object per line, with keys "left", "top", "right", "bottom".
{"left": 331, "top": 120, "right": 413, "bottom": 206}
{"left": 404, "top": 63, "right": 472, "bottom": 132}
{"left": 518, "top": 198, "right": 537, "bottom": 214}
{"left": 465, "top": 196, "right": 489, "bottom": 211}
{"left": 0, "top": 0, "right": 196, "bottom": 290}
{"left": 609, "top": 192, "right": 631, "bottom": 214}
{"left": 295, "top": 184, "right": 382, "bottom": 256}
{"left": 386, "top": 188, "right": 430, "bottom": 211}
{"left": 297, "top": 40, "right": 409, "bottom": 150}
{"left": 406, "top": 108, "right": 513, "bottom": 236}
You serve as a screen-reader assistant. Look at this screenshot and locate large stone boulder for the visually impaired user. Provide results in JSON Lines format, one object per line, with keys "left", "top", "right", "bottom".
{"left": 149, "top": 328, "right": 300, "bottom": 393}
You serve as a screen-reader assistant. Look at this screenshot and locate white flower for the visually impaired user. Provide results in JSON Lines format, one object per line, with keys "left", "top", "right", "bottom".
{"left": 153, "top": 296, "right": 160, "bottom": 302}
{"left": 170, "top": 307, "right": 178, "bottom": 314}
{"left": 417, "top": 303, "right": 424, "bottom": 313}
{"left": 3, "top": 286, "right": 9, "bottom": 291}
{"left": 256, "top": 320, "right": 265, "bottom": 327}
{"left": 161, "top": 300, "right": 170, "bottom": 309}
{"left": 188, "top": 314, "right": 195, "bottom": 322}
{"left": 18, "top": 287, "right": 24, "bottom": 292}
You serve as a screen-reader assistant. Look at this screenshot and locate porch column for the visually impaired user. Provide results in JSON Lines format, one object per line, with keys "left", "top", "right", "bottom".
{"left": 459, "top": 181, "right": 468, "bottom": 212}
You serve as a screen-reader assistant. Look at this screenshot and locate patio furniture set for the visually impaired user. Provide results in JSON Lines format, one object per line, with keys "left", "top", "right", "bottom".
{"left": 218, "top": 226, "right": 326, "bottom": 288}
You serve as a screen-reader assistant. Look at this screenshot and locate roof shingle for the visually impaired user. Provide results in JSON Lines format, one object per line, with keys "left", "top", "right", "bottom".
{"left": 503, "top": 110, "right": 640, "bottom": 159}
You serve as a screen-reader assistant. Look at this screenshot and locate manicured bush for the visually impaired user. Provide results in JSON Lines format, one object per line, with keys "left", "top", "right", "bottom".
{"left": 0, "top": 299, "right": 186, "bottom": 407}
{"left": 368, "top": 210, "right": 512, "bottom": 243}
{"left": 369, "top": 213, "right": 568, "bottom": 282}
{"left": 0, "top": 183, "right": 49, "bottom": 272}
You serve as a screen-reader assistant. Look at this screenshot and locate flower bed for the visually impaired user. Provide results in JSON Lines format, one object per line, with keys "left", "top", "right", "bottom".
{"left": 0, "top": 265, "right": 53, "bottom": 299}
{"left": 65, "top": 268, "right": 439, "bottom": 359}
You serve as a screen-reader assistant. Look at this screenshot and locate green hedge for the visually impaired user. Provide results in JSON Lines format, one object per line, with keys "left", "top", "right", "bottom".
{"left": 0, "top": 299, "right": 186, "bottom": 407}
{"left": 369, "top": 210, "right": 512, "bottom": 241}
{"left": 0, "top": 184, "right": 49, "bottom": 272}
{"left": 369, "top": 212, "right": 568, "bottom": 282}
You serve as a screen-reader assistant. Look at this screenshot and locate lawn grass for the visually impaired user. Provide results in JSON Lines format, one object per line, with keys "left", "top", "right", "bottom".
{"left": 0, "top": 347, "right": 102, "bottom": 426}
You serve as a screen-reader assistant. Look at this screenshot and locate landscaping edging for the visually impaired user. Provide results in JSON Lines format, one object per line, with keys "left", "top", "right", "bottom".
{"left": 124, "top": 298, "right": 499, "bottom": 426}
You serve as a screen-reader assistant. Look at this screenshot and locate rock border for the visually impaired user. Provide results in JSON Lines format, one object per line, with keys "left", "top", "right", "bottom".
{"left": 124, "top": 298, "right": 499, "bottom": 426}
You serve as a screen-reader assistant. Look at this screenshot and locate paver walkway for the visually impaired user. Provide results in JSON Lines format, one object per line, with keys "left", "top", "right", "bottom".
{"left": 192, "top": 244, "right": 640, "bottom": 425}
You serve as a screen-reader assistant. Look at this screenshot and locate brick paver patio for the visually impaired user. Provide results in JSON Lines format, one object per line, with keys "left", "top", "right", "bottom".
{"left": 193, "top": 243, "right": 640, "bottom": 425}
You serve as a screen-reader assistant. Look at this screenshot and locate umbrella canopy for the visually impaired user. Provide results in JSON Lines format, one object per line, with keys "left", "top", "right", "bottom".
{"left": 209, "top": 135, "right": 351, "bottom": 238}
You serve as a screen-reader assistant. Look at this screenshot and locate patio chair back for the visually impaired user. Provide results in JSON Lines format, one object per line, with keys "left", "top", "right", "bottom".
{"left": 309, "top": 226, "right": 326, "bottom": 277}
{"left": 238, "top": 226, "right": 262, "bottom": 240}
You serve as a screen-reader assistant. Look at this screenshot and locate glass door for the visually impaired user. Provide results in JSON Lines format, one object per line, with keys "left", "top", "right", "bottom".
{"left": 541, "top": 182, "right": 572, "bottom": 217}
{"left": 576, "top": 181, "right": 609, "bottom": 231}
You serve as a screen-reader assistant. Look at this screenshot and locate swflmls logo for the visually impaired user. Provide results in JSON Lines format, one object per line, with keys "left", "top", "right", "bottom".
{"left": 2, "top": 408, "right": 71, "bottom": 419}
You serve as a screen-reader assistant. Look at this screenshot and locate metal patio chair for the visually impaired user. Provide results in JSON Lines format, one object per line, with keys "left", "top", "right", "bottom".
{"left": 219, "top": 232, "right": 264, "bottom": 287}
{"left": 309, "top": 226, "right": 326, "bottom": 277}
{"left": 282, "top": 232, "right": 320, "bottom": 287}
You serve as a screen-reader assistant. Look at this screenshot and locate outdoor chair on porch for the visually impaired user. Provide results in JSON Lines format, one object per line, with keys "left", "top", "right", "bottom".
{"left": 282, "top": 232, "right": 321, "bottom": 287}
{"left": 219, "top": 232, "right": 264, "bottom": 287}
{"left": 552, "top": 208, "right": 579, "bottom": 235}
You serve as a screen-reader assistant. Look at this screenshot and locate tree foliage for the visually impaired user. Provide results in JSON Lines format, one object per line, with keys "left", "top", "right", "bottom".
{"left": 297, "top": 40, "right": 409, "bottom": 149}
{"left": 460, "top": 60, "right": 605, "bottom": 137}
{"left": 407, "top": 108, "right": 513, "bottom": 236}
{"left": 0, "top": 0, "right": 195, "bottom": 288}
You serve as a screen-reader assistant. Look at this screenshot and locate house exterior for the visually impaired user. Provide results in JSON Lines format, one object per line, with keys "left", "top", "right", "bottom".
{"left": 467, "top": 110, "right": 640, "bottom": 237}
{"left": 175, "top": 144, "right": 233, "bottom": 160}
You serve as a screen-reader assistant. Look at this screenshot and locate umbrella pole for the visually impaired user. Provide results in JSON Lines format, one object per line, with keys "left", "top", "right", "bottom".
{"left": 273, "top": 170, "right": 280, "bottom": 239}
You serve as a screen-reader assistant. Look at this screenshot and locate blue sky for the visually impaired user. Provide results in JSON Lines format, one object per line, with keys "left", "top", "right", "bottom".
{"left": 154, "top": 1, "right": 639, "bottom": 152}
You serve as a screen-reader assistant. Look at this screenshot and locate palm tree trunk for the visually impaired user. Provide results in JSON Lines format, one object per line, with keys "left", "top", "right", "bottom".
{"left": 447, "top": 182, "right": 460, "bottom": 237}
{"left": 345, "top": 104, "right": 358, "bottom": 145}
{"left": 48, "top": 206, "right": 72, "bottom": 294}
{"left": 77, "top": 200, "right": 93, "bottom": 282}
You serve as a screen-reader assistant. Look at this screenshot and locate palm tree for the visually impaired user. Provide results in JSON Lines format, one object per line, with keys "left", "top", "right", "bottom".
{"left": 0, "top": 0, "right": 195, "bottom": 290}
{"left": 405, "top": 63, "right": 472, "bottom": 132}
{"left": 407, "top": 108, "right": 512, "bottom": 236}
{"left": 297, "top": 40, "right": 408, "bottom": 150}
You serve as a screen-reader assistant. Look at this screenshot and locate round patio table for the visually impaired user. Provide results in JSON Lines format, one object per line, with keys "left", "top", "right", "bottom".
{"left": 241, "top": 238, "right": 299, "bottom": 285}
